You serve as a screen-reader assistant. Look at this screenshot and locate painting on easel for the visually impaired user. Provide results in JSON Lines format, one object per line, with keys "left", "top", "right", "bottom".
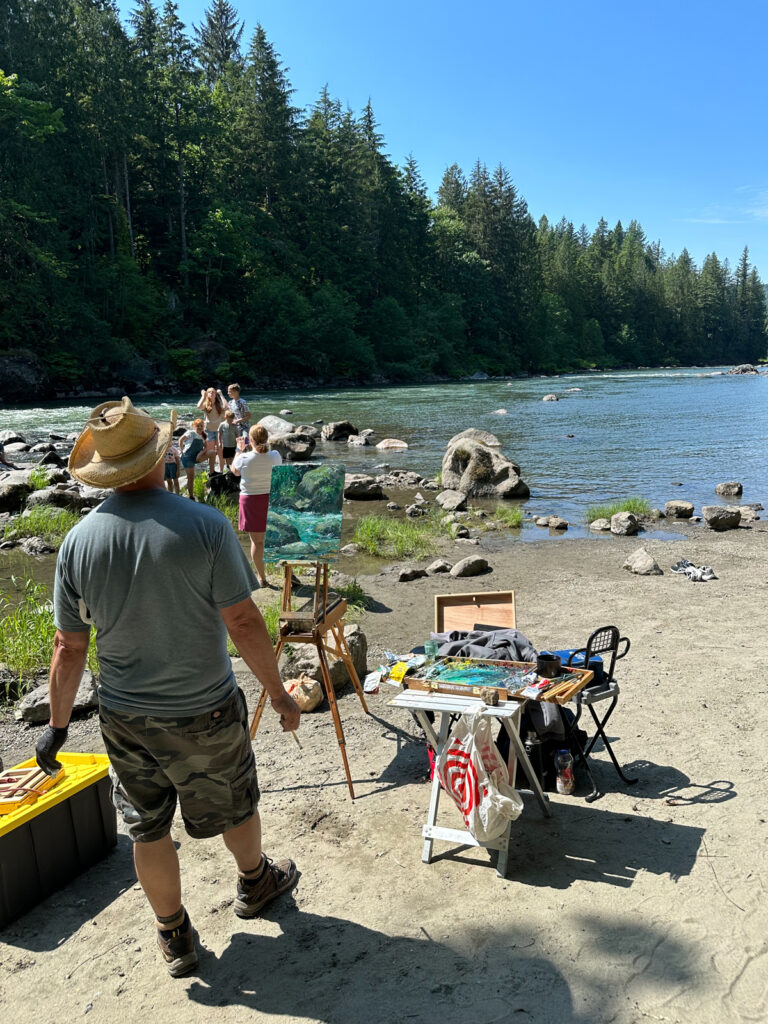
{"left": 264, "top": 464, "right": 345, "bottom": 563}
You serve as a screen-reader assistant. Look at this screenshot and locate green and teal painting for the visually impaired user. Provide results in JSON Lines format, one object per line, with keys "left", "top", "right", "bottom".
{"left": 264, "top": 464, "right": 345, "bottom": 563}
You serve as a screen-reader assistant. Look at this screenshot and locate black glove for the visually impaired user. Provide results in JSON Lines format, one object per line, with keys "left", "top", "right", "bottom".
{"left": 36, "top": 725, "right": 68, "bottom": 776}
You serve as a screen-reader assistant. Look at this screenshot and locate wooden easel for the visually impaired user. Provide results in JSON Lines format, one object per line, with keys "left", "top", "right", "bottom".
{"left": 249, "top": 561, "right": 369, "bottom": 799}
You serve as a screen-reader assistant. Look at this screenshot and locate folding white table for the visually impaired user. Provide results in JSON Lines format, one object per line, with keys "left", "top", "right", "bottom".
{"left": 389, "top": 690, "right": 552, "bottom": 878}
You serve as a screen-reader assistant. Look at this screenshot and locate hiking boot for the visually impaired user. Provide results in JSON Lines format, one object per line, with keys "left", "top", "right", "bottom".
{"left": 156, "top": 912, "right": 199, "bottom": 977}
{"left": 234, "top": 856, "right": 299, "bottom": 918}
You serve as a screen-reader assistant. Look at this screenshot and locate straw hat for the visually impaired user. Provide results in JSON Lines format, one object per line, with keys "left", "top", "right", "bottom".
{"left": 68, "top": 397, "right": 177, "bottom": 489}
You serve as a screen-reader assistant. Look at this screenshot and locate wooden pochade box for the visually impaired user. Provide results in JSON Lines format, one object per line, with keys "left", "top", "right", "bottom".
{"left": 0, "top": 753, "right": 116, "bottom": 929}
{"left": 434, "top": 590, "right": 517, "bottom": 633}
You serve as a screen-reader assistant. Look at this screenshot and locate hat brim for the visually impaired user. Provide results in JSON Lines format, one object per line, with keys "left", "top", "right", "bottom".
{"left": 69, "top": 410, "right": 178, "bottom": 489}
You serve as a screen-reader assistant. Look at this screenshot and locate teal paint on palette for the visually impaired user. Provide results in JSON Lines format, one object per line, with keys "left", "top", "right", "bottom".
{"left": 264, "top": 464, "right": 345, "bottom": 563}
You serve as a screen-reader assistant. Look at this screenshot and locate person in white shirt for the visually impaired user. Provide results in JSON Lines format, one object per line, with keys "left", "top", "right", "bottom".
{"left": 231, "top": 424, "right": 281, "bottom": 586}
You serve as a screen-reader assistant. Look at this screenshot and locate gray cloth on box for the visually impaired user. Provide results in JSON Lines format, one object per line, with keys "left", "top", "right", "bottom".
{"left": 430, "top": 627, "right": 537, "bottom": 664}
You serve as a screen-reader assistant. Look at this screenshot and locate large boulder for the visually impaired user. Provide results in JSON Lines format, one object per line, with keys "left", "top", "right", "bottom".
{"left": 610, "top": 511, "right": 639, "bottom": 536}
{"left": 447, "top": 428, "right": 501, "bottom": 449}
{"left": 268, "top": 432, "right": 316, "bottom": 462}
{"left": 258, "top": 414, "right": 295, "bottom": 435}
{"left": 435, "top": 489, "right": 467, "bottom": 512}
{"left": 441, "top": 438, "right": 529, "bottom": 499}
{"left": 715, "top": 481, "right": 743, "bottom": 497}
{"left": 623, "top": 548, "right": 663, "bottom": 576}
{"left": 278, "top": 623, "right": 367, "bottom": 692}
{"left": 0, "top": 471, "right": 33, "bottom": 513}
{"left": 321, "top": 421, "right": 358, "bottom": 441}
{"left": 665, "top": 500, "right": 694, "bottom": 519}
{"left": 702, "top": 505, "right": 741, "bottom": 531}
{"left": 344, "top": 474, "right": 385, "bottom": 500}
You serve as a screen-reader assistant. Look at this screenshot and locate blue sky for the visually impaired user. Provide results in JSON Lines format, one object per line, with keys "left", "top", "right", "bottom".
{"left": 117, "top": 0, "right": 768, "bottom": 277}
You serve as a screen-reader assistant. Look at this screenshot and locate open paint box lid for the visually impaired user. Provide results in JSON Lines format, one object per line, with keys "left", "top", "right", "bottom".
{"left": 434, "top": 590, "right": 517, "bottom": 633}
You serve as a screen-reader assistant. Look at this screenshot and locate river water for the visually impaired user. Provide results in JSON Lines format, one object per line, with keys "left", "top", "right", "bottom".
{"left": 3, "top": 367, "right": 766, "bottom": 522}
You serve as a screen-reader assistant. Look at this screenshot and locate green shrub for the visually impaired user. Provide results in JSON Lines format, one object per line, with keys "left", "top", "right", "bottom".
{"left": 585, "top": 497, "right": 652, "bottom": 522}
{"left": 0, "top": 576, "right": 99, "bottom": 699}
{"left": 3, "top": 506, "right": 80, "bottom": 546}
{"left": 494, "top": 505, "right": 524, "bottom": 529}
{"left": 29, "top": 467, "right": 51, "bottom": 491}
{"left": 193, "top": 469, "right": 209, "bottom": 502}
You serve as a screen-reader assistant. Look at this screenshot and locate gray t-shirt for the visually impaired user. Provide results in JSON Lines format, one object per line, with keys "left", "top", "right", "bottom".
{"left": 54, "top": 488, "right": 258, "bottom": 716}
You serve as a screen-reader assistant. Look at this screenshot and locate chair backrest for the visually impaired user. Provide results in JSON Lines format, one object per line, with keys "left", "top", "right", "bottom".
{"left": 584, "top": 625, "right": 630, "bottom": 682}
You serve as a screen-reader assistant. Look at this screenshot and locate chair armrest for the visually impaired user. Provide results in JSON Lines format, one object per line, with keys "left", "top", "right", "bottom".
{"left": 565, "top": 647, "right": 587, "bottom": 665}
{"left": 617, "top": 636, "right": 630, "bottom": 660}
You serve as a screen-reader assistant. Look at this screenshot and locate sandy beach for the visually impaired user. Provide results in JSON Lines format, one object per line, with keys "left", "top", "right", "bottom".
{"left": 1, "top": 517, "right": 767, "bottom": 1024}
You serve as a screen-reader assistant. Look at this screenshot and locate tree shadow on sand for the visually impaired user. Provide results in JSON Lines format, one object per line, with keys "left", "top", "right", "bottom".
{"left": 186, "top": 904, "right": 698, "bottom": 1024}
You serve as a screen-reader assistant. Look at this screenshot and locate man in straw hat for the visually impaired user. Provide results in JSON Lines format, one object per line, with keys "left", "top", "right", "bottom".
{"left": 34, "top": 397, "right": 301, "bottom": 977}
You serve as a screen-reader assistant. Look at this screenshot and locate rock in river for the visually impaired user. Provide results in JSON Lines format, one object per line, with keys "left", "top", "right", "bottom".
{"left": 435, "top": 489, "right": 467, "bottom": 512}
{"left": 441, "top": 437, "right": 529, "bottom": 499}
{"left": 715, "top": 481, "right": 743, "bottom": 497}
{"left": 344, "top": 474, "right": 385, "bottom": 500}
{"left": 322, "top": 420, "right": 358, "bottom": 441}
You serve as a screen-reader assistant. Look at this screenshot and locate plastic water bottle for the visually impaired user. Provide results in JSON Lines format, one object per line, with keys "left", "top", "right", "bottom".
{"left": 555, "top": 749, "right": 575, "bottom": 795}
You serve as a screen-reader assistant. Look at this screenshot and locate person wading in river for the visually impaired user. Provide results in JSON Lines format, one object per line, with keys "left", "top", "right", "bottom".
{"left": 34, "top": 397, "right": 301, "bottom": 977}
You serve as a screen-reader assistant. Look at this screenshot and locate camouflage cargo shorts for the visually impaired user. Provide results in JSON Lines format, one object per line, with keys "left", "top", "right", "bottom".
{"left": 99, "top": 687, "right": 259, "bottom": 843}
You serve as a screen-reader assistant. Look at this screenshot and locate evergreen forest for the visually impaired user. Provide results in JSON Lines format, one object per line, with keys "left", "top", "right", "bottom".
{"left": 1, "top": 0, "right": 766, "bottom": 400}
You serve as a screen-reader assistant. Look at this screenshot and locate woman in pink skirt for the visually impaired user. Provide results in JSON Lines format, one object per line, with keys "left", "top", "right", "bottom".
{"left": 231, "top": 424, "right": 281, "bottom": 586}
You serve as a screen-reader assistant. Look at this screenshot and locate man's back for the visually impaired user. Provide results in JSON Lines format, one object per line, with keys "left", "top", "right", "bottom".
{"left": 54, "top": 488, "right": 256, "bottom": 715}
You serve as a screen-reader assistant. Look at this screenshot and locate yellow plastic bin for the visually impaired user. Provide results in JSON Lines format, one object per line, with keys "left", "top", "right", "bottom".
{"left": 0, "top": 753, "right": 117, "bottom": 928}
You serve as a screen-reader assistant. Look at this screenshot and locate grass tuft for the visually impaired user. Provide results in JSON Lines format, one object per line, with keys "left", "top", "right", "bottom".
{"left": 493, "top": 505, "right": 524, "bottom": 529}
{"left": 3, "top": 506, "right": 81, "bottom": 546}
{"left": 208, "top": 493, "right": 239, "bottom": 528}
{"left": 585, "top": 497, "right": 652, "bottom": 522}
{"left": 28, "top": 467, "right": 51, "bottom": 491}
{"left": 0, "top": 575, "right": 99, "bottom": 699}
{"left": 352, "top": 513, "right": 442, "bottom": 559}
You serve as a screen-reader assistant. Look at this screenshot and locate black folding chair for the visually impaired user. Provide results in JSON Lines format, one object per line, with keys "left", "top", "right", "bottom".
{"left": 562, "top": 625, "right": 636, "bottom": 801}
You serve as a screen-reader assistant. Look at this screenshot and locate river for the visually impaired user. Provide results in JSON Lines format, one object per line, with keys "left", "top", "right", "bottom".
{"left": 3, "top": 367, "right": 766, "bottom": 523}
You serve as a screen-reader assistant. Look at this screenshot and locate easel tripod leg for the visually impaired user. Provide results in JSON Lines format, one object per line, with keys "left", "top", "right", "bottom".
{"left": 317, "top": 643, "right": 355, "bottom": 800}
{"left": 330, "top": 623, "right": 369, "bottom": 714}
{"left": 249, "top": 638, "right": 284, "bottom": 740}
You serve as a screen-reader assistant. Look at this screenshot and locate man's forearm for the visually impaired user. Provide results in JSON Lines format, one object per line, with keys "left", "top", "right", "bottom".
{"left": 49, "top": 631, "right": 90, "bottom": 727}
{"left": 226, "top": 609, "right": 287, "bottom": 701}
